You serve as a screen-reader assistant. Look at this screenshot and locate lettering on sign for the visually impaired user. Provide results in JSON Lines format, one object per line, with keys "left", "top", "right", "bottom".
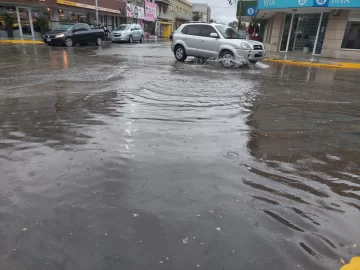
{"left": 331, "top": 0, "right": 350, "bottom": 3}
{"left": 264, "top": 0, "right": 275, "bottom": 6}
{"left": 145, "top": 5, "right": 156, "bottom": 16}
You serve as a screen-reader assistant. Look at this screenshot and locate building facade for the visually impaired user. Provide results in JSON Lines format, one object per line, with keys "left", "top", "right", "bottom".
{"left": 0, "top": 0, "right": 130, "bottom": 38}
{"left": 169, "top": 0, "right": 192, "bottom": 30}
{"left": 192, "top": 3, "right": 211, "bottom": 22}
{"left": 144, "top": 0, "right": 157, "bottom": 34}
{"left": 154, "top": 0, "right": 191, "bottom": 38}
{"left": 254, "top": 0, "right": 360, "bottom": 60}
{"left": 155, "top": 0, "right": 172, "bottom": 37}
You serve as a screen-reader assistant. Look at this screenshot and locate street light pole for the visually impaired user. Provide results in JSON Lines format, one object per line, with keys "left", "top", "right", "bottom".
{"left": 95, "top": 0, "right": 99, "bottom": 23}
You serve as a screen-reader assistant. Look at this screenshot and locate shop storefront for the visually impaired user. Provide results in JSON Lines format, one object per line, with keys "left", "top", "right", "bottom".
{"left": 0, "top": 5, "right": 52, "bottom": 38}
{"left": 0, "top": 0, "right": 126, "bottom": 38}
{"left": 255, "top": 0, "right": 360, "bottom": 60}
{"left": 144, "top": 0, "right": 157, "bottom": 34}
{"left": 55, "top": 0, "right": 124, "bottom": 31}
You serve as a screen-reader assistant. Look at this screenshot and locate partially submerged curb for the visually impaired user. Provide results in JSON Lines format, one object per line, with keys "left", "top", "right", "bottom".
{"left": 0, "top": 40, "right": 43, "bottom": 44}
{"left": 264, "top": 58, "right": 360, "bottom": 69}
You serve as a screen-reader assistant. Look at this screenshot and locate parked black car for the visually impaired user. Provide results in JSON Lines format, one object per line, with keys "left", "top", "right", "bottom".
{"left": 43, "top": 23, "right": 105, "bottom": 47}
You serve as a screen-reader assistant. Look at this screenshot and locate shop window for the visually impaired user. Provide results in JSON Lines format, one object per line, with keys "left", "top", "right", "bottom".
{"left": 341, "top": 22, "right": 360, "bottom": 49}
{"left": 0, "top": 6, "right": 18, "bottom": 31}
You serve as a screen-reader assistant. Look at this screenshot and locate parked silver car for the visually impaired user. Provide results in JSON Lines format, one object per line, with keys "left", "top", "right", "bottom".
{"left": 171, "top": 23, "right": 266, "bottom": 64}
{"left": 111, "top": 24, "right": 144, "bottom": 43}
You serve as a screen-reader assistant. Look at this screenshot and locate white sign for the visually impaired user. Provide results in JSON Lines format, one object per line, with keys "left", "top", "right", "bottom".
{"left": 126, "top": 3, "right": 144, "bottom": 19}
{"left": 331, "top": 0, "right": 350, "bottom": 3}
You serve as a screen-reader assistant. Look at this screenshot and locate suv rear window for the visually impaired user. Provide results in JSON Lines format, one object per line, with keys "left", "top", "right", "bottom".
{"left": 185, "top": 25, "right": 201, "bottom": 36}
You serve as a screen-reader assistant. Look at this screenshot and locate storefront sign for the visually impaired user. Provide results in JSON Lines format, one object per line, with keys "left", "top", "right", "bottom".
{"left": 258, "top": 0, "right": 360, "bottom": 9}
{"left": 126, "top": 3, "right": 144, "bottom": 19}
{"left": 56, "top": 0, "right": 120, "bottom": 13}
{"left": 144, "top": 1, "right": 157, "bottom": 21}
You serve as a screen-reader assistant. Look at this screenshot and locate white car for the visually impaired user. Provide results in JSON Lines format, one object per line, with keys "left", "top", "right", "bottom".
{"left": 111, "top": 24, "right": 144, "bottom": 43}
{"left": 171, "top": 23, "right": 266, "bottom": 64}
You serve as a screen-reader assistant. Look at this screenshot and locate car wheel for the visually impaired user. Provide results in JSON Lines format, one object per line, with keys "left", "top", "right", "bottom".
{"left": 129, "top": 35, "right": 133, "bottom": 44}
{"left": 174, "top": 45, "right": 187, "bottom": 62}
{"left": 249, "top": 60, "right": 257, "bottom": 65}
{"left": 140, "top": 35, "right": 144, "bottom": 43}
{"left": 96, "top": 37, "right": 102, "bottom": 46}
{"left": 219, "top": 50, "right": 235, "bottom": 67}
{"left": 65, "top": 37, "right": 73, "bottom": 47}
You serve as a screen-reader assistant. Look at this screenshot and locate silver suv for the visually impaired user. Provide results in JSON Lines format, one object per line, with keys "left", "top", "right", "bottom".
{"left": 171, "top": 23, "right": 266, "bottom": 64}
{"left": 111, "top": 24, "right": 144, "bottom": 43}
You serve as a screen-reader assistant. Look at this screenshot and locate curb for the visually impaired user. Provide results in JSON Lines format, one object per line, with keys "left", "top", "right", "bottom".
{"left": 0, "top": 40, "right": 43, "bottom": 44}
{"left": 264, "top": 58, "right": 360, "bottom": 69}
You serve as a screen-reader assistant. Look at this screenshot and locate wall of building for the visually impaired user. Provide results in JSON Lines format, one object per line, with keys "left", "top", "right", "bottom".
{"left": 263, "top": 12, "right": 285, "bottom": 52}
{"left": 321, "top": 10, "right": 360, "bottom": 60}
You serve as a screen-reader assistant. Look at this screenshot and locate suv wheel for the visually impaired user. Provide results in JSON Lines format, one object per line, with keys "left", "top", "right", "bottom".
{"left": 219, "top": 50, "right": 235, "bottom": 67}
{"left": 174, "top": 45, "right": 187, "bottom": 62}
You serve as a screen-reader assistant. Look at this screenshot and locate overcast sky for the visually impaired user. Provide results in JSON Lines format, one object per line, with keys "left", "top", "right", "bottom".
{"left": 190, "top": 0, "right": 237, "bottom": 24}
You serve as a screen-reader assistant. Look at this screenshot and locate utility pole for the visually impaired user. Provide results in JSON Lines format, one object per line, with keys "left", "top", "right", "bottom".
{"left": 237, "top": 0, "right": 242, "bottom": 30}
{"left": 95, "top": 0, "right": 99, "bottom": 23}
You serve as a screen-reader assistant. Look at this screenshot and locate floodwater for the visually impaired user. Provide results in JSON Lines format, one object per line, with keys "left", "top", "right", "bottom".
{"left": 0, "top": 42, "right": 359, "bottom": 270}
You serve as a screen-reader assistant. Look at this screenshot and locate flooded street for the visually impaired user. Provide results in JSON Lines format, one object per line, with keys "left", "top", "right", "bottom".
{"left": 0, "top": 42, "right": 359, "bottom": 270}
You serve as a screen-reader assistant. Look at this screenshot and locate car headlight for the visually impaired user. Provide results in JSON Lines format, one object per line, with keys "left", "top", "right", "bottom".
{"left": 55, "top": 34, "right": 64, "bottom": 38}
{"left": 43, "top": 34, "right": 45, "bottom": 38}
{"left": 241, "top": 42, "right": 251, "bottom": 50}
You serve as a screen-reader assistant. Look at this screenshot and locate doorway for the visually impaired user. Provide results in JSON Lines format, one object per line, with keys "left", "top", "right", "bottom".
{"left": 279, "top": 12, "right": 329, "bottom": 55}
{"left": 15, "top": 6, "right": 35, "bottom": 37}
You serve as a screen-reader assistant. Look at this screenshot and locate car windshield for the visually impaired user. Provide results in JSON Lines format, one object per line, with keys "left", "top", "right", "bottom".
{"left": 55, "top": 24, "right": 74, "bottom": 31}
{"left": 215, "top": 25, "right": 244, "bottom": 39}
{"left": 115, "top": 24, "right": 130, "bottom": 31}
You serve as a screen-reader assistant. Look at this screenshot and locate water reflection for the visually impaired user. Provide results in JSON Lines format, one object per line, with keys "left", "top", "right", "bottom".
{"left": 244, "top": 63, "right": 360, "bottom": 267}
{"left": 1, "top": 44, "right": 359, "bottom": 270}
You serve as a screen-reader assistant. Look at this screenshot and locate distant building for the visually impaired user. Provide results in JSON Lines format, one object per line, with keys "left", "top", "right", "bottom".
{"left": 170, "top": 0, "right": 193, "bottom": 30}
{"left": 191, "top": 3, "right": 211, "bottom": 23}
{"left": 156, "top": 0, "right": 173, "bottom": 38}
{"left": 154, "top": 0, "right": 192, "bottom": 38}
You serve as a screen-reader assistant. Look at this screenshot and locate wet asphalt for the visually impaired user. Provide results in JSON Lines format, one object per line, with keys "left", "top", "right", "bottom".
{"left": 0, "top": 41, "right": 359, "bottom": 270}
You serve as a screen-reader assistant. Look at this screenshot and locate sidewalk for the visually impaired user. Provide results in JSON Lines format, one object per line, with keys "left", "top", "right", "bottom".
{"left": 0, "top": 37, "right": 43, "bottom": 44}
{"left": 264, "top": 51, "right": 360, "bottom": 69}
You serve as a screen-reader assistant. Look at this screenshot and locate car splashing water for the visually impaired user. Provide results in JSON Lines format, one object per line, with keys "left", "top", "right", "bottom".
{"left": 0, "top": 43, "right": 359, "bottom": 270}
{"left": 190, "top": 56, "right": 259, "bottom": 69}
